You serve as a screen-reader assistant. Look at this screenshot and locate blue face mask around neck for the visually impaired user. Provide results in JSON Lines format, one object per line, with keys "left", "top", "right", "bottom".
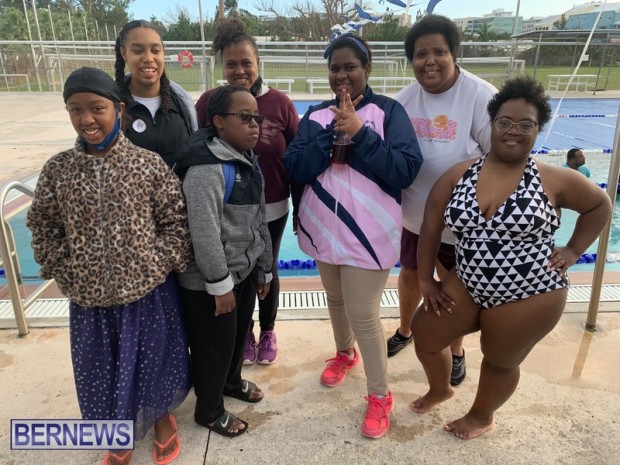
{"left": 81, "top": 107, "right": 121, "bottom": 153}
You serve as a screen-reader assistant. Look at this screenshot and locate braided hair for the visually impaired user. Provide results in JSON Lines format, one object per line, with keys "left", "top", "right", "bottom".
{"left": 114, "top": 20, "right": 173, "bottom": 121}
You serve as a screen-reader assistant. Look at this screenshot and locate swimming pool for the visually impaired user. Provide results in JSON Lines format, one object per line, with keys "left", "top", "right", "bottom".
{"left": 2, "top": 98, "right": 619, "bottom": 283}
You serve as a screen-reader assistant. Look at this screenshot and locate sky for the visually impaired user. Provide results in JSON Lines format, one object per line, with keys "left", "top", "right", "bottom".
{"left": 128, "top": 0, "right": 588, "bottom": 24}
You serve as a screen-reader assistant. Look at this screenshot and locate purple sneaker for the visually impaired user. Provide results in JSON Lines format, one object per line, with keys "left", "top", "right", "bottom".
{"left": 257, "top": 330, "right": 278, "bottom": 365}
{"left": 243, "top": 331, "right": 257, "bottom": 366}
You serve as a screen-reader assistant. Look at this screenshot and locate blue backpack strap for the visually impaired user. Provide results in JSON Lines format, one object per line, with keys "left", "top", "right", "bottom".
{"left": 222, "top": 161, "right": 236, "bottom": 204}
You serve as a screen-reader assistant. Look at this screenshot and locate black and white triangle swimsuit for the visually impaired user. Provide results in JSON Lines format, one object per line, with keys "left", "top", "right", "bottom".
{"left": 444, "top": 155, "right": 568, "bottom": 309}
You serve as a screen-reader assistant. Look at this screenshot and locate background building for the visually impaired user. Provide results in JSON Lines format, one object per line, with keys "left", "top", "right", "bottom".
{"left": 567, "top": 2, "right": 620, "bottom": 29}
{"left": 454, "top": 9, "right": 522, "bottom": 37}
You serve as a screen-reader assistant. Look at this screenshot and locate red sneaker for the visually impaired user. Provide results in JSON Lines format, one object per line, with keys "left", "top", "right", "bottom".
{"left": 361, "top": 391, "right": 394, "bottom": 439}
{"left": 320, "top": 349, "right": 360, "bottom": 387}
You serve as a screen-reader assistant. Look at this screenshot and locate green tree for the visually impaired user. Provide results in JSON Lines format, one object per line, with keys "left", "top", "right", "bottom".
{"left": 256, "top": 0, "right": 348, "bottom": 40}
{"left": 553, "top": 13, "right": 568, "bottom": 30}
{"left": 0, "top": 0, "right": 131, "bottom": 38}
{"left": 476, "top": 22, "right": 497, "bottom": 41}
{"left": 148, "top": 15, "right": 167, "bottom": 37}
{"left": 0, "top": 6, "right": 95, "bottom": 40}
{"left": 201, "top": 18, "right": 217, "bottom": 41}
{"left": 0, "top": 0, "right": 55, "bottom": 10}
{"left": 163, "top": 8, "right": 201, "bottom": 41}
{"left": 76, "top": 0, "right": 131, "bottom": 29}
{"left": 0, "top": 6, "right": 26, "bottom": 39}
{"left": 225, "top": 0, "right": 238, "bottom": 16}
{"left": 363, "top": 14, "right": 407, "bottom": 41}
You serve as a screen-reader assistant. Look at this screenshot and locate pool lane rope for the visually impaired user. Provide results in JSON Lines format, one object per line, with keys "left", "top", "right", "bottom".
{"left": 533, "top": 2, "right": 607, "bottom": 157}
{"left": 0, "top": 251, "right": 611, "bottom": 279}
{"left": 275, "top": 253, "right": 604, "bottom": 269}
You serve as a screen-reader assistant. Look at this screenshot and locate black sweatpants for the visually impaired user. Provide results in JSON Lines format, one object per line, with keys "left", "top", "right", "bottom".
{"left": 179, "top": 268, "right": 258, "bottom": 424}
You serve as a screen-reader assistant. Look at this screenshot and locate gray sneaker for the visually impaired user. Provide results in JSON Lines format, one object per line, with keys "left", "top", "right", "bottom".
{"left": 450, "top": 351, "right": 466, "bottom": 386}
{"left": 387, "top": 329, "right": 413, "bottom": 357}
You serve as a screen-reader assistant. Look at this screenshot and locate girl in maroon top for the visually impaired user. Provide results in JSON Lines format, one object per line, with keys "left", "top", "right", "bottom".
{"left": 195, "top": 18, "right": 299, "bottom": 366}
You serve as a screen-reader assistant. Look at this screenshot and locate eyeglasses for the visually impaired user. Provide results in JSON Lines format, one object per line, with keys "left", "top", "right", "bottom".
{"left": 493, "top": 117, "right": 538, "bottom": 135}
{"left": 221, "top": 112, "right": 264, "bottom": 124}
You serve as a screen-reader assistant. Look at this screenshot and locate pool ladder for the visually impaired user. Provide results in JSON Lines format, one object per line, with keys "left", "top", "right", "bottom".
{"left": 0, "top": 180, "right": 55, "bottom": 336}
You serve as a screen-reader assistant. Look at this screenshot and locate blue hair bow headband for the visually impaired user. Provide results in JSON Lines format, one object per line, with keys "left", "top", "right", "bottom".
{"left": 323, "top": 34, "right": 370, "bottom": 60}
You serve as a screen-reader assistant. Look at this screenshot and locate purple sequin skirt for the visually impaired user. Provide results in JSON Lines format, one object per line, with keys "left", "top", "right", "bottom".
{"left": 69, "top": 274, "right": 191, "bottom": 440}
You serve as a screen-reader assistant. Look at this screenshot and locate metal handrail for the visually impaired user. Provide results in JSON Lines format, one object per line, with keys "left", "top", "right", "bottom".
{"left": 0, "top": 180, "right": 55, "bottom": 336}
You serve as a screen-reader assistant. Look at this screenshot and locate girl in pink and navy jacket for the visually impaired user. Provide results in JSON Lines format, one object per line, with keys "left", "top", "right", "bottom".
{"left": 283, "top": 34, "right": 422, "bottom": 440}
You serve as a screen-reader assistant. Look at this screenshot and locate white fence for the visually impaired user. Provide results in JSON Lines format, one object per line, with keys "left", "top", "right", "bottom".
{"left": 0, "top": 40, "right": 530, "bottom": 94}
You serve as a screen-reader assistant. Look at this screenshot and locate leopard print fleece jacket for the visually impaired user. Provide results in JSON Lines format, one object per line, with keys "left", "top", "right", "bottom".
{"left": 26, "top": 132, "right": 192, "bottom": 307}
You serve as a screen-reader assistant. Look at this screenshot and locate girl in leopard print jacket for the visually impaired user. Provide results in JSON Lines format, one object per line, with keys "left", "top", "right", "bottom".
{"left": 26, "top": 67, "right": 192, "bottom": 465}
{"left": 27, "top": 131, "right": 192, "bottom": 307}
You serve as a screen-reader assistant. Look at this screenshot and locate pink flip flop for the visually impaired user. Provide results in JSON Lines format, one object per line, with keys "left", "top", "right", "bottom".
{"left": 153, "top": 415, "right": 181, "bottom": 465}
{"left": 103, "top": 450, "right": 131, "bottom": 465}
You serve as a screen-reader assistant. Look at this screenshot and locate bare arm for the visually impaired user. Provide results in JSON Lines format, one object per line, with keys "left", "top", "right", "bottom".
{"left": 418, "top": 162, "right": 471, "bottom": 314}
{"left": 541, "top": 164, "right": 612, "bottom": 274}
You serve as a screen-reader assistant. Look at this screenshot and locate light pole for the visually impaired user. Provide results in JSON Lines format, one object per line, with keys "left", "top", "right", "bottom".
{"left": 359, "top": 0, "right": 363, "bottom": 37}
{"left": 198, "top": 0, "right": 208, "bottom": 90}
{"left": 511, "top": 0, "right": 521, "bottom": 36}
{"left": 509, "top": 0, "right": 521, "bottom": 78}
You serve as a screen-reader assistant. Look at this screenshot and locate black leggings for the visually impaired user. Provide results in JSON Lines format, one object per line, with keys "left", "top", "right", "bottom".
{"left": 253, "top": 212, "right": 288, "bottom": 333}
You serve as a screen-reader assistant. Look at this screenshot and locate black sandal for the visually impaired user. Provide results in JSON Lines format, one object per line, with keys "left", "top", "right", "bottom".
{"left": 206, "top": 411, "right": 248, "bottom": 438}
{"left": 223, "top": 379, "right": 264, "bottom": 403}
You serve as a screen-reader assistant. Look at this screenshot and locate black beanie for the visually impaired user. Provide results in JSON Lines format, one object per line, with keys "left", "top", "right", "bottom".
{"left": 63, "top": 67, "right": 122, "bottom": 103}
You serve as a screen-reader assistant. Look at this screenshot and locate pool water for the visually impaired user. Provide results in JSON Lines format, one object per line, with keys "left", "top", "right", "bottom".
{"left": 536, "top": 152, "right": 620, "bottom": 270}
{"left": 3, "top": 172, "right": 618, "bottom": 284}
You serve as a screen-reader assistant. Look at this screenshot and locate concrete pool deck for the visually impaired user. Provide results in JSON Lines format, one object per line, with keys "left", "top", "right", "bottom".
{"left": 1, "top": 308, "right": 620, "bottom": 465}
{"left": 2, "top": 92, "right": 620, "bottom": 464}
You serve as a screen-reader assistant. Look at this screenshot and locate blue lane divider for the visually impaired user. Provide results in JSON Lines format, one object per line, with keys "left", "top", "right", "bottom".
{"left": 275, "top": 254, "right": 601, "bottom": 269}
{"left": 278, "top": 259, "right": 317, "bottom": 270}
{"left": 597, "top": 183, "right": 620, "bottom": 190}
{"left": 535, "top": 148, "right": 613, "bottom": 154}
{"left": 555, "top": 114, "right": 614, "bottom": 118}
{"left": 276, "top": 259, "right": 404, "bottom": 270}
{"left": 0, "top": 254, "right": 606, "bottom": 277}
{"left": 576, "top": 253, "right": 597, "bottom": 264}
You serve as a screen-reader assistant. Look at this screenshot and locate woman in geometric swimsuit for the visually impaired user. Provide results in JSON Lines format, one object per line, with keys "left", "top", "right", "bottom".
{"left": 410, "top": 76, "right": 612, "bottom": 440}
{"left": 449, "top": 152, "right": 569, "bottom": 309}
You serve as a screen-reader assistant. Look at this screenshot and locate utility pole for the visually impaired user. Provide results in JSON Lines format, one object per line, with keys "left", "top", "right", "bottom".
{"left": 509, "top": 0, "right": 521, "bottom": 78}
{"left": 359, "top": 0, "right": 363, "bottom": 37}
{"left": 198, "top": 0, "right": 208, "bottom": 90}
{"left": 219, "top": 0, "right": 224, "bottom": 20}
